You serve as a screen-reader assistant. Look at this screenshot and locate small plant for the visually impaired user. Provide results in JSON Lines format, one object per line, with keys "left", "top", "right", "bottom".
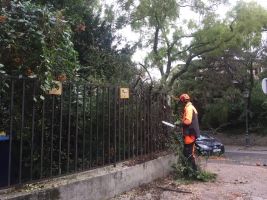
{"left": 194, "top": 169, "right": 217, "bottom": 182}
{"left": 170, "top": 130, "right": 217, "bottom": 182}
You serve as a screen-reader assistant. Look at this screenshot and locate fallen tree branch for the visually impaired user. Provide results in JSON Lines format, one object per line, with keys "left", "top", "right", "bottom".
{"left": 217, "top": 180, "right": 249, "bottom": 184}
{"left": 157, "top": 186, "right": 192, "bottom": 194}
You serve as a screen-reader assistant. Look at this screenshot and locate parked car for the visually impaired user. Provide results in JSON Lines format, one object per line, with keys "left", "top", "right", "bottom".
{"left": 195, "top": 132, "right": 225, "bottom": 156}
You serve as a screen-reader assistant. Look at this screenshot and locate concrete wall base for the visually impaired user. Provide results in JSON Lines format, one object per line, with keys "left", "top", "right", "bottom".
{"left": 1, "top": 153, "right": 178, "bottom": 200}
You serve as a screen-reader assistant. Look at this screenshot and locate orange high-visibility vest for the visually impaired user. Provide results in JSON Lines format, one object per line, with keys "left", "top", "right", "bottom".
{"left": 181, "top": 102, "right": 200, "bottom": 143}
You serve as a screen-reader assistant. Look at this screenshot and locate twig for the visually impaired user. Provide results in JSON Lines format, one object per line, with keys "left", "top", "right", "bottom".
{"left": 157, "top": 186, "right": 192, "bottom": 194}
{"left": 217, "top": 181, "right": 249, "bottom": 184}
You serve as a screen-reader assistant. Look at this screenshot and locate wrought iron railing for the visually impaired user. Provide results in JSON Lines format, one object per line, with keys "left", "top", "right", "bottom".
{"left": 0, "top": 74, "right": 172, "bottom": 189}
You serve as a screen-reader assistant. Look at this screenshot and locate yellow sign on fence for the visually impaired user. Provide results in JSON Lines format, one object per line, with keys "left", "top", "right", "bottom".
{"left": 47, "top": 80, "right": 62, "bottom": 95}
{"left": 120, "top": 88, "right": 129, "bottom": 99}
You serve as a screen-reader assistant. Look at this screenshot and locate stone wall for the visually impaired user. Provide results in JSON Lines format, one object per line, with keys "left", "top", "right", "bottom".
{"left": 213, "top": 133, "right": 267, "bottom": 146}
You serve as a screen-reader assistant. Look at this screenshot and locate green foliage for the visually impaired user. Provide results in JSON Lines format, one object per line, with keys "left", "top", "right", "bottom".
{"left": 172, "top": 61, "right": 240, "bottom": 128}
{"left": 73, "top": 10, "right": 136, "bottom": 86}
{"left": 170, "top": 131, "right": 217, "bottom": 182}
{"left": 201, "top": 87, "right": 244, "bottom": 129}
{"left": 250, "top": 82, "right": 267, "bottom": 134}
{"left": 19, "top": 0, "right": 100, "bottom": 24}
{"left": 0, "top": 1, "right": 79, "bottom": 91}
{"left": 116, "top": 0, "right": 267, "bottom": 94}
{"left": 201, "top": 100, "right": 228, "bottom": 127}
{"left": 228, "top": 1, "right": 267, "bottom": 47}
{"left": 1, "top": 0, "right": 137, "bottom": 88}
{"left": 117, "top": 0, "right": 237, "bottom": 89}
{"left": 194, "top": 169, "right": 217, "bottom": 182}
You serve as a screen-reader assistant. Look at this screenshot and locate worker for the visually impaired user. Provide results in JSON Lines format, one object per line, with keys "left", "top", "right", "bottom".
{"left": 176, "top": 94, "right": 200, "bottom": 173}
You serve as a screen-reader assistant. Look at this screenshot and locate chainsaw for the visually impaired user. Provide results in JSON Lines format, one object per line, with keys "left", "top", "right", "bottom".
{"left": 162, "top": 121, "right": 175, "bottom": 128}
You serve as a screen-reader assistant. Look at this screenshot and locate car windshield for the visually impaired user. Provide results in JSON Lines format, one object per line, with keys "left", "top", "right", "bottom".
{"left": 198, "top": 133, "right": 214, "bottom": 140}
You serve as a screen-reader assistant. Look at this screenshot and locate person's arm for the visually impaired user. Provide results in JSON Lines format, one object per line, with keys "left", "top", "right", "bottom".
{"left": 177, "top": 106, "right": 193, "bottom": 127}
{"left": 183, "top": 107, "right": 193, "bottom": 125}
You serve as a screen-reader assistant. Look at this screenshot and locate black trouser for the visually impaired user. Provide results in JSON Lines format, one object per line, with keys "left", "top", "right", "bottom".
{"left": 183, "top": 142, "right": 198, "bottom": 171}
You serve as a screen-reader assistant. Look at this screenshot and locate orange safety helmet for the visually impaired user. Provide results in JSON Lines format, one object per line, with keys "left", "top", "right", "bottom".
{"left": 179, "top": 94, "right": 190, "bottom": 102}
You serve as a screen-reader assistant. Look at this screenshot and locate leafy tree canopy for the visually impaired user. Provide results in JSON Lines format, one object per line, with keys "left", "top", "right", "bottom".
{"left": 0, "top": 0, "right": 137, "bottom": 88}
{"left": 115, "top": 0, "right": 267, "bottom": 92}
{"left": 0, "top": 1, "right": 79, "bottom": 91}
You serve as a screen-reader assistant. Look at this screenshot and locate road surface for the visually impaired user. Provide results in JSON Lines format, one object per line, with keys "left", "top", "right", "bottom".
{"left": 217, "top": 145, "right": 267, "bottom": 166}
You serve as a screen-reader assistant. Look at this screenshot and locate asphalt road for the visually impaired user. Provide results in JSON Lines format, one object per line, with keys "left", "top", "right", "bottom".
{"left": 213, "top": 145, "right": 267, "bottom": 166}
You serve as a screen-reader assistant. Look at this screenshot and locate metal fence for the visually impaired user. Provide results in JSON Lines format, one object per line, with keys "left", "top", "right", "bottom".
{"left": 0, "top": 74, "right": 172, "bottom": 189}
